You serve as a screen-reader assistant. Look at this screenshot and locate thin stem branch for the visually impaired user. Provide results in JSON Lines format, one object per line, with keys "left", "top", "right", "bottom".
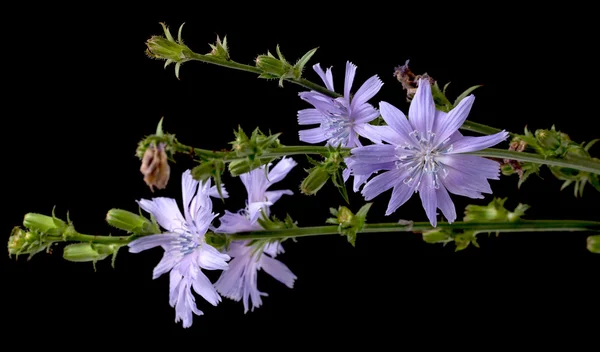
{"left": 468, "top": 149, "right": 600, "bottom": 174}
{"left": 227, "top": 220, "right": 600, "bottom": 240}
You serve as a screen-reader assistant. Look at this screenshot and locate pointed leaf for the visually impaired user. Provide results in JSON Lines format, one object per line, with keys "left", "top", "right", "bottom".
{"left": 295, "top": 47, "right": 318, "bottom": 74}
{"left": 454, "top": 84, "right": 483, "bottom": 106}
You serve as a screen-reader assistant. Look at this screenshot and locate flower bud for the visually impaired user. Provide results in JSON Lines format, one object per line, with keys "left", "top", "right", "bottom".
{"left": 207, "top": 35, "right": 229, "bottom": 60}
{"left": 587, "top": 235, "right": 600, "bottom": 254}
{"left": 7, "top": 227, "right": 48, "bottom": 257}
{"left": 255, "top": 53, "right": 292, "bottom": 79}
{"left": 23, "top": 213, "right": 67, "bottom": 236}
{"left": 422, "top": 229, "right": 452, "bottom": 244}
{"left": 300, "top": 165, "right": 331, "bottom": 196}
{"left": 63, "top": 243, "right": 117, "bottom": 263}
{"left": 192, "top": 159, "right": 225, "bottom": 181}
{"left": 145, "top": 23, "right": 191, "bottom": 62}
{"left": 227, "top": 158, "right": 266, "bottom": 177}
{"left": 106, "top": 209, "right": 159, "bottom": 235}
{"left": 140, "top": 142, "right": 170, "bottom": 192}
{"left": 535, "top": 129, "right": 561, "bottom": 151}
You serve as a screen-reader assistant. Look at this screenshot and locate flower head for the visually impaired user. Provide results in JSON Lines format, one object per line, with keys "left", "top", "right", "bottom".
{"left": 349, "top": 79, "right": 509, "bottom": 227}
{"left": 140, "top": 142, "right": 171, "bottom": 192}
{"left": 127, "top": 170, "right": 230, "bottom": 328}
{"left": 297, "top": 62, "right": 384, "bottom": 148}
{"left": 215, "top": 157, "right": 297, "bottom": 313}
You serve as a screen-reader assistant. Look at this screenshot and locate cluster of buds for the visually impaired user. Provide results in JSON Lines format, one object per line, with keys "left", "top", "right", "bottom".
{"left": 502, "top": 126, "right": 600, "bottom": 196}
{"left": 255, "top": 45, "right": 318, "bottom": 87}
{"left": 227, "top": 126, "right": 282, "bottom": 176}
{"left": 326, "top": 203, "right": 373, "bottom": 246}
{"left": 300, "top": 146, "right": 350, "bottom": 202}
{"left": 8, "top": 213, "right": 69, "bottom": 259}
{"left": 422, "top": 198, "right": 529, "bottom": 251}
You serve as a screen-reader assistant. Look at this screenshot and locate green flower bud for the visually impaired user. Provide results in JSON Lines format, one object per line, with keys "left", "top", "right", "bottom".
{"left": 422, "top": 229, "right": 453, "bottom": 244}
{"left": 228, "top": 159, "right": 257, "bottom": 177}
{"left": 207, "top": 35, "right": 229, "bottom": 60}
{"left": 23, "top": 213, "right": 67, "bottom": 236}
{"left": 63, "top": 243, "right": 117, "bottom": 263}
{"left": 255, "top": 52, "right": 292, "bottom": 78}
{"left": 587, "top": 235, "right": 600, "bottom": 254}
{"left": 535, "top": 129, "right": 562, "bottom": 151}
{"left": 7, "top": 227, "right": 49, "bottom": 258}
{"left": 300, "top": 166, "right": 331, "bottom": 196}
{"left": 463, "top": 198, "right": 529, "bottom": 223}
{"left": 106, "top": 209, "right": 159, "bottom": 235}
{"left": 145, "top": 23, "right": 191, "bottom": 63}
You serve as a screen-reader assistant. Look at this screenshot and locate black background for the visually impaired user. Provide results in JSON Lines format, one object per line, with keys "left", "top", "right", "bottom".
{"left": 4, "top": 3, "right": 599, "bottom": 346}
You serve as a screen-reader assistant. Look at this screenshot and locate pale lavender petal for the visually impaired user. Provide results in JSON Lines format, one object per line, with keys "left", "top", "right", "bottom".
{"left": 312, "top": 63, "right": 335, "bottom": 91}
{"left": 152, "top": 251, "right": 179, "bottom": 279}
{"left": 242, "top": 261, "right": 263, "bottom": 313}
{"left": 298, "top": 108, "right": 324, "bottom": 125}
{"left": 433, "top": 95, "right": 475, "bottom": 147}
{"left": 349, "top": 160, "right": 395, "bottom": 176}
{"left": 192, "top": 269, "right": 221, "bottom": 306}
{"left": 216, "top": 211, "right": 260, "bottom": 233}
{"left": 181, "top": 170, "right": 199, "bottom": 224}
{"left": 344, "top": 61, "right": 357, "bottom": 100}
{"left": 385, "top": 181, "right": 418, "bottom": 215}
{"left": 128, "top": 233, "right": 177, "bottom": 253}
{"left": 214, "top": 255, "right": 246, "bottom": 301}
{"left": 351, "top": 75, "right": 383, "bottom": 110}
{"left": 169, "top": 269, "right": 183, "bottom": 307}
{"left": 263, "top": 241, "right": 284, "bottom": 257}
{"left": 408, "top": 79, "right": 435, "bottom": 136}
{"left": 353, "top": 124, "right": 384, "bottom": 144}
{"left": 197, "top": 244, "right": 230, "bottom": 271}
{"left": 351, "top": 145, "right": 398, "bottom": 162}
{"left": 299, "top": 127, "right": 329, "bottom": 144}
{"left": 436, "top": 185, "right": 457, "bottom": 223}
{"left": 343, "top": 166, "right": 351, "bottom": 182}
{"left": 440, "top": 167, "right": 492, "bottom": 198}
{"left": 353, "top": 173, "right": 371, "bottom": 192}
{"left": 352, "top": 103, "right": 380, "bottom": 124}
{"left": 445, "top": 131, "right": 509, "bottom": 154}
{"left": 261, "top": 255, "right": 297, "bottom": 288}
{"left": 379, "top": 101, "right": 419, "bottom": 147}
{"left": 267, "top": 157, "right": 297, "bottom": 185}
{"left": 190, "top": 206, "right": 218, "bottom": 238}
{"left": 438, "top": 154, "right": 501, "bottom": 180}
{"left": 264, "top": 190, "right": 293, "bottom": 205}
{"left": 362, "top": 168, "right": 404, "bottom": 200}
{"left": 137, "top": 198, "right": 186, "bottom": 232}
{"left": 208, "top": 183, "right": 228, "bottom": 199}
{"left": 247, "top": 201, "right": 272, "bottom": 224}
{"left": 419, "top": 172, "right": 438, "bottom": 227}
{"left": 299, "top": 92, "right": 342, "bottom": 115}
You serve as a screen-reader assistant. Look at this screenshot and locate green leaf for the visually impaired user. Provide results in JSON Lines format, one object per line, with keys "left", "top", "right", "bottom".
{"left": 453, "top": 84, "right": 483, "bottom": 106}
{"left": 155, "top": 117, "right": 165, "bottom": 137}
{"left": 294, "top": 47, "right": 318, "bottom": 76}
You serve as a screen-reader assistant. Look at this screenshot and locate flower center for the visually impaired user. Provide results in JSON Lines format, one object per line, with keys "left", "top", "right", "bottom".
{"left": 394, "top": 130, "right": 454, "bottom": 190}
{"left": 321, "top": 99, "right": 353, "bottom": 147}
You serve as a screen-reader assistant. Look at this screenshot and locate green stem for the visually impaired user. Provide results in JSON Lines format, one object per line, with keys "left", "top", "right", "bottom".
{"left": 228, "top": 220, "right": 600, "bottom": 240}
{"left": 63, "top": 226, "right": 133, "bottom": 245}
{"left": 468, "top": 148, "right": 600, "bottom": 174}
{"left": 175, "top": 141, "right": 600, "bottom": 175}
{"left": 185, "top": 52, "right": 497, "bottom": 135}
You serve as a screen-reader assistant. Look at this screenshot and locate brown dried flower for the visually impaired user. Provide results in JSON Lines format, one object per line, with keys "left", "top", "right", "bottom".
{"left": 140, "top": 142, "right": 170, "bottom": 192}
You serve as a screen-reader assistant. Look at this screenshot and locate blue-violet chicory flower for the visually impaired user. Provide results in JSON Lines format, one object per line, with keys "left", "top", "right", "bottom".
{"left": 128, "top": 170, "right": 230, "bottom": 328}
{"left": 215, "top": 157, "right": 297, "bottom": 313}
{"left": 349, "top": 78, "right": 509, "bottom": 227}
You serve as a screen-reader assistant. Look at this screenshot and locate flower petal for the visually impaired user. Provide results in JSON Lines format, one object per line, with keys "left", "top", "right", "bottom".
{"left": 432, "top": 95, "right": 475, "bottom": 147}
{"left": 408, "top": 78, "right": 436, "bottom": 137}
{"left": 197, "top": 243, "right": 230, "bottom": 271}
{"left": 216, "top": 211, "right": 260, "bottom": 233}
{"left": 299, "top": 127, "right": 329, "bottom": 144}
{"left": 298, "top": 108, "right": 324, "bottom": 125}
{"left": 214, "top": 255, "right": 246, "bottom": 301}
{"left": 128, "top": 233, "right": 177, "bottom": 253}
{"left": 351, "top": 144, "right": 398, "bottom": 162}
{"left": 440, "top": 167, "right": 491, "bottom": 199}
{"left": 152, "top": 251, "right": 179, "bottom": 279}
{"left": 247, "top": 201, "right": 273, "bottom": 223}
{"left": 352, "top": 103, "right": 380, "bottom": 124}
{"left": 137, "top": 198, "right": 186, "bottom": 232}
{"left": 419, "top": 172, "right": 438, "bottom": 227}
{"left": 351, "top": 75, "right": 383, "bottom": 111}
{"left": 385, "top": 181, "right": 418, "bottom": 215}
{"left": 437, "top": 154, "right": 501, "bottom": 180}
{"left": 264, "top": 190, "right": 293, "bottom": 205}
{"left": 362, "top": 168, "right": 404, "bottom": 201}
{"left": 267, "top": 157, "right": 297, "bottom": 185}
{"left": 379, "top": 101, "right": 418, "bottom": 147}
{"left": 436, "top": 184, "right": 457, "bottom": 223}
{"left": 344, "top": 61, "right": 357, "bottom": 100}
{"left": 445, "top": 131, "right": 509, "bottom": 154}
{"left": 312, "top": 63, "right": 335, "bottom": 91}
{"left": 192, "top": 269, "right": 221, "bottom": 306}
{"left": 261, "top": 255, "right": 297, "bottom": 288}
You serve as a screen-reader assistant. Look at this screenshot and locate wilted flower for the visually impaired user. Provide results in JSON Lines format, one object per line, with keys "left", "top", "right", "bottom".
{"left": 128, "top": 170, "right": 229, "bottom": 328}
{"left": 349, "top": 78, "right": 509, "bottom": 227}
{"left": 140, "top": 142, "right": 171, "bottom": 192}
{"left": 214, "top": 157, "right": 297, "bottom": 313}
